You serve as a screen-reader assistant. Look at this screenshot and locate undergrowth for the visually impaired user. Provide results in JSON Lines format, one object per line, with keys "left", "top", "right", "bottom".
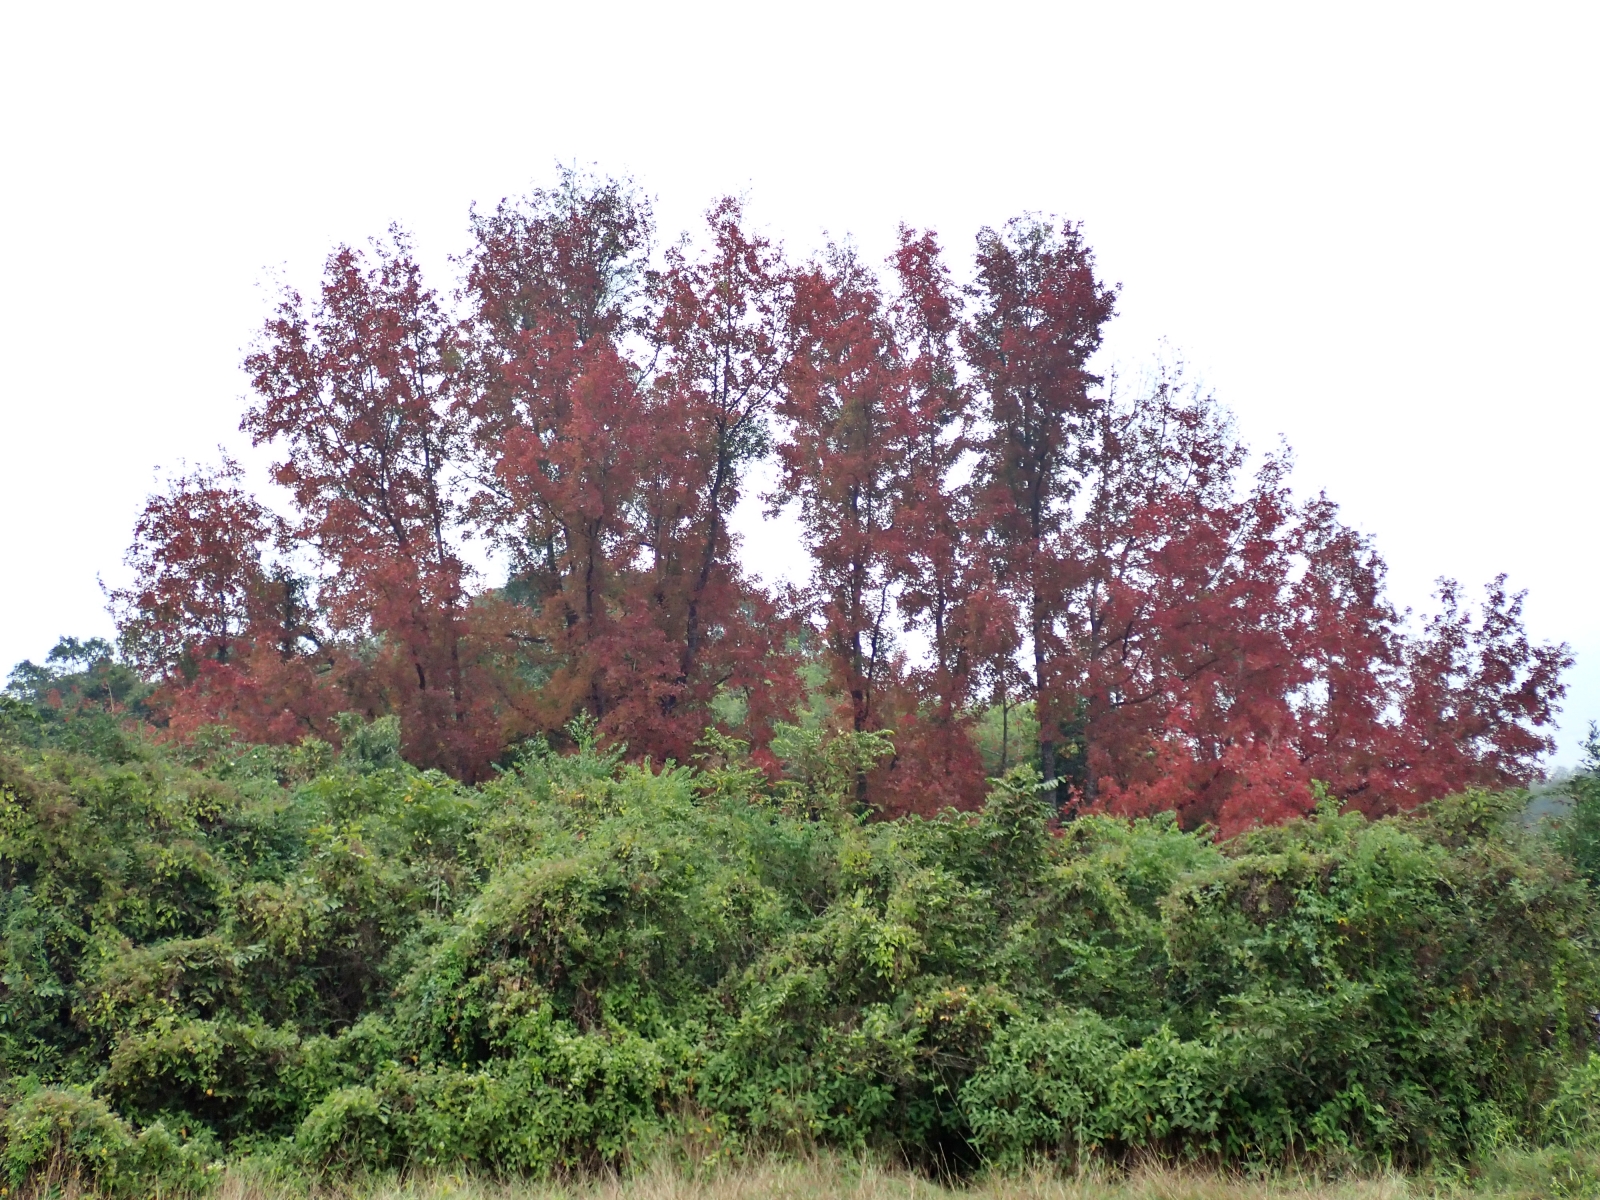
{"left": 0, "top": 703, "right": 1597, "bottom": 1194}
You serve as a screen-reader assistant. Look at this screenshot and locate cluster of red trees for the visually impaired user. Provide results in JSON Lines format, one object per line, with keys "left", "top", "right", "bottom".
{"left": 110, "top": 172, "right": 1571, "bottom": 832}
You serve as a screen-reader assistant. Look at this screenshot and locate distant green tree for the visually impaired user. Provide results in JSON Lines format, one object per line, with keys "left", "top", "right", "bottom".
{"left": 1559, "top": 722, "right": 1600, "bottom": 885}
{"left": 3, "top": 637, "right": 152, "bottom": 758}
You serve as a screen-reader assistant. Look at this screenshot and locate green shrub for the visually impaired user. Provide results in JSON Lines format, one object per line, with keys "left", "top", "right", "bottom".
{"left": 0, "top": 1085, "right": 218, "bottom": 1195}
{"left": 1545, "top": 1053, "right": 1600, "bottom": 1147}
{"left": 0, "top": 716, "right": 1596, "bottom": 1180}
{"left": 1558, "top": 725, "right": 1600, "bottom": 886}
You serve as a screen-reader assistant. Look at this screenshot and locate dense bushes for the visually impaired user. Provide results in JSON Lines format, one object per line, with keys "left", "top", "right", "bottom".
{"left": 0, "top": 711, "right": 1596, "bottom": 1192}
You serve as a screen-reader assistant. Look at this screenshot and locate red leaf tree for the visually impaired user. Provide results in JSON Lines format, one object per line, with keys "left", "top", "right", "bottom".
{"left": 966, "top": 217, "right": 1118, "bottom": 808}
{"left": 881, "top": 229, "right": 1002, "bottom": 812}
{"left": 637, "top": 197, "right": 799, "bottom": 760}
{"left": 111, "top": 457, "right": 278, "bottom": 674}
{"left": 242, "top": 230, "right": 499, "bottom": 775}
{"left": 466, "top": 184, "right": 799, "bottom": 762}
{"left": 775, "top": 247, "right": 912, "bottom": 738}
{"left": 1064, "top": 377, "right": 1569, "bottom": 833}
{"left": 104, "top": 183, "right": 1571, "bottom": 815}
{"left": 109, "top": 459, "right": 338, "bottom": 743}
{"left": 463, "top": 172, "right": 660, "bottom": 746}
{"left": 1395, "top": 576, "right": 1573, "bottom": 799}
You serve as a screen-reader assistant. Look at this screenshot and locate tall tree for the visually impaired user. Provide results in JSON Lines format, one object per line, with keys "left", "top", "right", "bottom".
{"left": 1055, "top": 371, "right": 1258, "bottom": 807}
{"left": 882, "top": 229, "right": 997, "bottom": 810}
{"left": 775, "top": 247, "right": 912, "bottom": 738}
{"left": 464, "top": 173, "right": 660, "bottom": 742}
{"left": 966, "top": 217, "right": 1117, "bottom": 806}
{"left": 640, "top": 198, "right": 798, "bottom": 758}
{"left": 1081, "top": 442, "right": 1338, "bottom": 833}
{"left": 243, "top": 230, "right": 490, "bottom": 774}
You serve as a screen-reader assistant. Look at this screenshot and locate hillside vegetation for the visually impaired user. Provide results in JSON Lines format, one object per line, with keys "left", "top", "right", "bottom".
{"left": 94, "top": 171, "right": 1570, "bottom": 829}
{"left": 2, "top": 166, "right": 1593, "bottom": 1200}
{"left": 1, "top": 690, "right": 1598, "bottom": 1196}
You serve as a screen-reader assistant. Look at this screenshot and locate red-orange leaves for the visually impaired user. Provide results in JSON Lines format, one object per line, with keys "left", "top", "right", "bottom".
{"left": 464, "top": 186, "right": 798, "bottom": 762}
{"left": 1396, "top": 576, "right": 1573, "bottom": 802}
{"left": 105, "top": 184, "right": 1570, "bottom": 819}
{"left": 109, "top": 459, "right": 340, "bottom": 745}
{"left": 464, "top": 179, "right": 656, "bottom": 746}
{"left": 243, "top": 231, "right": 498, "bottom": 775}
{"left": 111, "top": 457, "right": 279, "bottom": 674}
{"left": 772, "top": 232, "right": 998, "bottom": 813}
{"left": 968, "top": 218, "right": 1118, "bottom": 806}
{"left": 636, "top": 198, "right": 799, "bottom": 759}
{"left": 776, "top": 250, "right": 911, "bottom": 735}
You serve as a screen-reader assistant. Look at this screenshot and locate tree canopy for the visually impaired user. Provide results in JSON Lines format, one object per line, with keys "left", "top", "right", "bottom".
{"left": 100, "top": 170, "right": 1571, "bottom": 833}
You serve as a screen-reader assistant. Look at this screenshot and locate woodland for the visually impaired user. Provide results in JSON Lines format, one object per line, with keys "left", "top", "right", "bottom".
{"left": 92, "top": 172, "right": 1569, "bottom": 832}
{"left": 2, "top": 172, "right": 1597, "bottom": 1194}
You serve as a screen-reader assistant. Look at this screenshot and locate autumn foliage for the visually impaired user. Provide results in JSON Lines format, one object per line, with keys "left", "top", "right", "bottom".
{"left": 110, "top": 172, "right": 1571, "bottom": 826}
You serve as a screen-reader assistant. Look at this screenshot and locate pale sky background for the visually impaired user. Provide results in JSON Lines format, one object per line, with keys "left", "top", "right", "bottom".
{"left": 1, "top": 1, "right": 1595, "bottom": 765}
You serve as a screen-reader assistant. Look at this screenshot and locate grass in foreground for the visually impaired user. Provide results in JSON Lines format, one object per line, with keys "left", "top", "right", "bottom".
{"left": 24, "top": 1152, "right": 1600, "bottom": 1200}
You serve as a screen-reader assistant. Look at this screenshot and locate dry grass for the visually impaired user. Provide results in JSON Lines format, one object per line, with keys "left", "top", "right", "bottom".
{"left": 26, "top": 1149, "right": 1597, "bottom": 1200}
{"left": 204, "top": 1158, "right": 1420, "bottom": 1200}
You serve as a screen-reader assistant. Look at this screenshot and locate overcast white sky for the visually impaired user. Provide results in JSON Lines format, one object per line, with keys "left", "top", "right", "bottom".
{"left": 1, "top": 1, "right": 1595, "bottom": 764}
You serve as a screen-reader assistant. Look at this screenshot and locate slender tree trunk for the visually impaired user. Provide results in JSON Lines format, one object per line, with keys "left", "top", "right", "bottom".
{"left": 1027, "top": 450, "right": 1058, "bottom": 808}
{"left": 1033, "top": 588, "right": 1058, "bottom": 808}
{"left": 998, "top": 683, "right": 1009, "bottom": 772}
{"left": 680, "top": 442, "right": 732, "bottom": 693}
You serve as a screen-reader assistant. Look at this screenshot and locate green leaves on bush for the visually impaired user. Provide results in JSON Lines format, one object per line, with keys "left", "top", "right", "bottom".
{"left": 0, "top": 721, "right": 1597, "bottom": 1189}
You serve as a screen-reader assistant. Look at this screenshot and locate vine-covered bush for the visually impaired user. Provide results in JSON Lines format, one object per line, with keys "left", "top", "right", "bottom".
{"left": 0, "top": 710, "right": 1596, "bottom": 1192}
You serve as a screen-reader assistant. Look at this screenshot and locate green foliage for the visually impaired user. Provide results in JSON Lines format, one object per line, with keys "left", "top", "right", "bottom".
{"left": 0, "top": 715, "right": 1596, "bottom": 1191}
{"left": 1557, "top": 723, "right": 1600, "bottom": 886}
{"left": 1543, "top": 1052, "right": 1600, "bottom": 1147}
{"left": 972, "top": 701, "right": 1039, "bottom": 777}
{"left": 3, "top": 638, "right": 153, "bottom": 761}
{"left": 0, "top": 1085, "right": 218, "bottom": 1195}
